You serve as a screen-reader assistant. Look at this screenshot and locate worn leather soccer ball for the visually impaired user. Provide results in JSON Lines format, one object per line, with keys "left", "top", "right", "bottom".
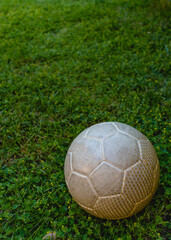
{"left": 64, "top": 122, "right": 160, "bottom": 219}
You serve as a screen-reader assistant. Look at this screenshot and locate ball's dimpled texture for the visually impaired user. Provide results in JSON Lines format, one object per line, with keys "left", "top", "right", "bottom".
{"left": 64, "top": 122, "right": 160, "bottom": 219}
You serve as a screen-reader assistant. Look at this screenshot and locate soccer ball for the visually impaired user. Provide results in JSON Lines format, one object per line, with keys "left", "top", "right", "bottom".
{"left": 64, "top": 122, "right": 160, "bottom": 219}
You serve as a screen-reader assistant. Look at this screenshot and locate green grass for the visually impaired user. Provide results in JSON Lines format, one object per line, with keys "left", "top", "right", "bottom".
{"left": 0, "top": 0, "right": 170, "bottom": 239}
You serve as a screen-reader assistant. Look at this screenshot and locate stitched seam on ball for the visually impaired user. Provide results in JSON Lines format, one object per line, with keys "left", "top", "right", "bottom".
{"left": 112, "top": 122, "right": 119, "bottom": 131}
{"left": 84, "top": 127, "right": 91, "bottom": 138}
{"left": 118, "top": 130, "right": 139, "bottom": 141}
{"left": 86, "top": 136, "right": 102, "bottom": 140}
{"left": 103, "top": 130, "right": 117, "bottom": 140}
{"left": 103, "top": 159, "right": 124, "bottom": 171}
{"left": 71, "top": 168, "right": 89, "bottom": 176}
{"left": 124, "top": 161, "right": 141, "bottom": 173}
{"left": 123, "top": 193, "right": 133, "bottom": 207}
{"left": 85, "top": 124, "right": 104, "bottom": 139}
{"left": 138, "top": 139, "right": 150, "bottom": 161}
{"left": 68, "top": 174, "right": 72, "bottom": 184}
{"left": 79, "top": 202, "right": 99, "bottom": 217}
{"left": 88, "top": 161, "right": 104, "bottom": 177}
{"left": 68, "top": 178, "right": 98, "bottom": 209}
{"left": 87, "top": 178, "right": 99, "bottom": 197}
{"left": 119, "top": 197, "right": 130, "bottom": 216}
{"left": 83, "top": 208, "right": 98, "bottom": 217}
{"left": 72, "top": 171, "right": 87, "bottom": 178}
{"left": 103, "top": 161, "right": 124, "bottom": 171}
{"left": 132, "top": 192, "right": 152, "bottom": 212}
{"left": 100, "top": 193, "right": 122, "bottom": 199}
{"left": 93, "top": 196, "right": 100, "bottom": 210}
{"left": 79, "top": 203, "right": 94, "bottom": 211}
{"left": 121, "top": 172, "right": 126, "bottom": 193}
{"left": 138, "top": 140, "right": 142, "bottom": 160}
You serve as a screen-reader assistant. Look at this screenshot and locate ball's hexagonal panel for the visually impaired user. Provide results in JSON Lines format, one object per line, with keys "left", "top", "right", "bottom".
{"left": 139, "top": 140, "right": 158, "bottom": 170}
{"left": 104, "top": 132, "right": 140, "bottom": 170}
{"left": 64, "top": 153, "right": 72, "bottom": 183}
{"left": 68, "top": 129, "right": 89, "bottom": 152}
{"left": 68, "top": 172, "right": 98, "bottom": 208}
{"left": 94, "top": 194, "right": 134, "bottom": 219}
{"left": 114, "top": 122, "right": 147, "bottom": 140}
{"left": 87, "top": 123, "right": 117, "bottom": 139}
{"left": 123, "top": 162, "right": 154, "bottom": 204}
{"left": 72, "top": 138, "right": 103, "bottom": 175}
{"left": 89, "top": 162, "right": 124, "bottom": 196}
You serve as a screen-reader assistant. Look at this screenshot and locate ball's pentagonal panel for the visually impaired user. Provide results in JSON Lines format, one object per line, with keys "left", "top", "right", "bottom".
{"left": 87, "top": 122, "right": 117, "bottom": 139}
{"left": 64, "top": 122, "right": 160, "bottom": 219}
{"left": 64, "top": 153, "right": 72, "bottom": 183}
{"left": 104, "top": 132, "right": 140, "bottom": 170}
{"left": 89, "top": 162, "right": 124, "bottom": 196}
{"left": 69, "top": 172, "right": 98, "bottom": 208}
{"left": 72, "top": 138, "right": 102, "bottom": 175}
{"left": 114, "top": 122, "right": 147, "bottom": 140}
{"left": 139, "top": 140, "right": 158, "bottom": 170}
{"left": 123, "top": 162, "right": 154, "bottom": 204}
{"left": 94, "top": 194, "right": 134, "bottom": 219}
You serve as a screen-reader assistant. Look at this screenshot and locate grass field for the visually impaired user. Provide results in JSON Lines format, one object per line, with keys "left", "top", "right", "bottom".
{"left": 0, "top": 0, "right": 170, "bottom": 239}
